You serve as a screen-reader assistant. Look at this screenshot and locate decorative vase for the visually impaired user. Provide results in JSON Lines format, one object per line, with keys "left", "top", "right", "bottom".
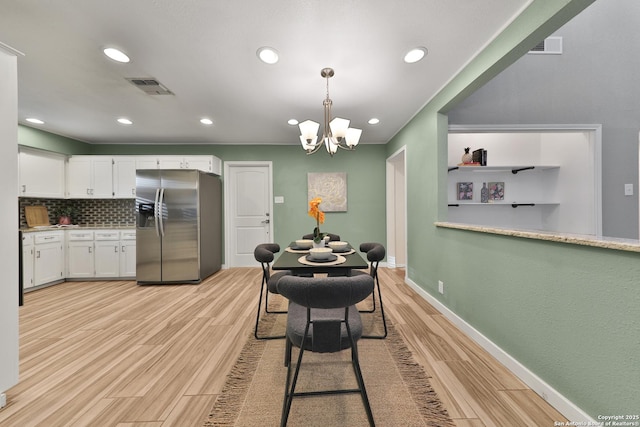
{"left": 461, "top": 147, "right": 472, "bottom": 164}
{"left": 313, "top": 240, "right": 325, "bottom": 248}
{"left": 481, "top": 182, "right": 489, "bottom": 203}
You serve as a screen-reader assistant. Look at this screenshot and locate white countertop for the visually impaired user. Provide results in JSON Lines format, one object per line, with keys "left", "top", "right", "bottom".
{"left": 21, "top": 224, "right": 135, "bottom": 233}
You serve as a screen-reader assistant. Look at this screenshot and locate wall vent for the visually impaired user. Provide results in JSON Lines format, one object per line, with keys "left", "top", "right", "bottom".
{"left": 126, "top": 78, "right": 174, "bottom": 95}
{"left": 528, "top": 36, "right": 563, "bottom": 55}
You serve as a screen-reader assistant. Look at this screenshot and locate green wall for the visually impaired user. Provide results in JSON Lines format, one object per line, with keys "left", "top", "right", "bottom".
{"left": 387, "top": 0, "right": 639, "bottom": 418}
{"left": 19, "top": 128, "right": 387, "bottom": 257}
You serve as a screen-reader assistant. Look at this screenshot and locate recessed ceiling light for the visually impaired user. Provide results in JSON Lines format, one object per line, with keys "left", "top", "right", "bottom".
{"left": 26, "top": 118, "right": 44, "bottom": 125}
{"left": 403, "top": 47, "right": 428, "bottom": 64}
{"left": 368, "top": 118, "right": 380, "bottom": 125}
{"left": 257, "top": 47, "right": 279, "bottom": 64}
{"left": 103, "top": 47, "right": 130, "bottom": 63}
{"left": 200, "top": 118, "right": 214, "bottom": 125}
{"left": 288, "top": 119, "right": 299, "bottom": 126}
{"left": 117, "top": 118, "right": 133, "bottom": 125}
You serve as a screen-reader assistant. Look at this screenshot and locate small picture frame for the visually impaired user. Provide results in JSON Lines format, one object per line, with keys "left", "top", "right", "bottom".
{"left": 457, "top": 182, "right": 473, "bottom": 200}
{"left": 488, "top": 182, "right": 505, "bottom": 200}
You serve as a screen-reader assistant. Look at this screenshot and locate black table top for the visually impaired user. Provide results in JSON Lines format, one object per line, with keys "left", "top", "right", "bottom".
{"left": 272, "top": 243, "right": 369, "bottom": 274}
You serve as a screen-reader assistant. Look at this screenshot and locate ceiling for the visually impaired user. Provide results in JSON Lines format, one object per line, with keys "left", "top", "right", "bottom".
{"left": 0, "top": 0, "right": 531, "bottom": 146}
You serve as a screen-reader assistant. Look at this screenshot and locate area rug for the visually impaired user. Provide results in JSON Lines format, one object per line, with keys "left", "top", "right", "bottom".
{"left": 205, "top": 299, "right": 454, "bottom": 427}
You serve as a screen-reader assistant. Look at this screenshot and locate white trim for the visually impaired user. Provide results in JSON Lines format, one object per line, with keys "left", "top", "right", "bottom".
{"left": 449, "top": 123, "right": 603, "bottom": 237}
{"left": 386, "top": 146, "right": 408, "bottom": 271}
{"left": 403, "top": 276, "right": 595, "bottom": 423}
{"left": 223, "top": 161, "right": 274, "bottom": 267}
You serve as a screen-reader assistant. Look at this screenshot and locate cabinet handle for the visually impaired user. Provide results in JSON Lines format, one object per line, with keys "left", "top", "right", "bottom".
{"left": 114, "top": 246, "right": 118, "bottom": 253}
{"left": 22, "top": 185, "right": 26, "bottom": 193}
{"left": 44, "top": 236, "right": 54, "bottom": 240}
{"left": 88, "top": 247, "right": 92, "bottom": 253}
{"left": 131, "top": 188, "right": 135, "bottom": 195}
{"left": 121, "top": 246, "right": 126, "bottom": 252}
{"left": 36, "top": 250, "right": 40, "bottom": 258}
{"left": 87, "top": 188, "right": 91, "bottom": 195}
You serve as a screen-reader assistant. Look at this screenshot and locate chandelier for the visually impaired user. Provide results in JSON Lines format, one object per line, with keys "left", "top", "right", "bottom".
{"left": 298, "top": 68, "right": 362, "bottom": 156}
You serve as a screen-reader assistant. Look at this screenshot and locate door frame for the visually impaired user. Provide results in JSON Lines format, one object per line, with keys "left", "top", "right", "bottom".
{"left": 386, "top": 145, "right": 407, "bottom": 273}
{"left": 224, "top": 161, "right": 274, "bottom": 268}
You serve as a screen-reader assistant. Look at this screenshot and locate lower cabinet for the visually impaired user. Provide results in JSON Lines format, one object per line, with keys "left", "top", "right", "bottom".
{"left": 66, "top": 229, "right": 136, "bottom": 280}
{"left": 32, "top": 231, "right": 64, "bottom": 287}
{"left": 21, "top": 234, "right": 35, "bottom": 289}
{"left": 94, "top": 231, "right": 120, "bottom": 278}
{"left": 67, "top": 231, "right": 95, "bottom": 278}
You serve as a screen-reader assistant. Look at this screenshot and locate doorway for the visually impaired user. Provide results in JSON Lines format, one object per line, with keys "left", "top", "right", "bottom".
{"left": 224, "top": 161, "right": 273, "bottom": 267}
{"left": 386, "top": 146, "right": 407, "bottom": 271}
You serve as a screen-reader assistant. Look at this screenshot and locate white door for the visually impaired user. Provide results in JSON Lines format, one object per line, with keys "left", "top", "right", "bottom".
{"left": 225, "top": 162, "right": 273, "bottom": 267}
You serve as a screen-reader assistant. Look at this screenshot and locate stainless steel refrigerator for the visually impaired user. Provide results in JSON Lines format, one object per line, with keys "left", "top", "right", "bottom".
{"left": 136, "top": 169, "right": 221, "bottom": 284}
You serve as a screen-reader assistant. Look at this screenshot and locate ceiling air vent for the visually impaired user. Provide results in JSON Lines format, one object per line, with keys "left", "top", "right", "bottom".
{"left": 126, "top": 78, "right": 174, "bottom": 95}
{"left": 528, "top": 36, "right": 562, "bottom": 55}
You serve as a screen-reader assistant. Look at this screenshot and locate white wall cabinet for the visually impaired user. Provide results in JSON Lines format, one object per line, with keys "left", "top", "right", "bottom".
{"left": 138, "top": 155, "right": 221, "bottom": 175}
{"left": 18, "top": 147, "right": 66, "bottom": 198}
{"left": 112, "top": 157, "right": 137, "bottom": 198}
{"left": 67, "top": 156, "right": 114, "bottom": 198}
{"left": 33, "top": 231, "right": 64, "bottom": 286}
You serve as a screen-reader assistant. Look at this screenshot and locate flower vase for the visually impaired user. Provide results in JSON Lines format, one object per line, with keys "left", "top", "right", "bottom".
{"left": 313, "top": 240, "right": 325, "bottom": 248}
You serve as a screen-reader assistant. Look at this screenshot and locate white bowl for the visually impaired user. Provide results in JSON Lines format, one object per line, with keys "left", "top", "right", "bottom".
{"left": 328, "top": 241, "right": 348, "bottom": 251}
{"left": 309, "top": 247, "right": 333, "bottom": 260}
{"left": 295, "top": 239, "right": 314, "bottom": 249}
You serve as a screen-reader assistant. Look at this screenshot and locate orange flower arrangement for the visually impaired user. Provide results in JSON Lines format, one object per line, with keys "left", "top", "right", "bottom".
{"left": 308, "top": 197, "right": 327, "bottom": 243}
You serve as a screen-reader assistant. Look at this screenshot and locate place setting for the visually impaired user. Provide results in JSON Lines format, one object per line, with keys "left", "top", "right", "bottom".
{"left": 298, "top": 246, "right": 347, "bottom": 266}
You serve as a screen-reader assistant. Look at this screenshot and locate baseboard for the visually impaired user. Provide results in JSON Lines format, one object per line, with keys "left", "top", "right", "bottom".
{"left": 404, "top": 276, "right": 595, "bottom": 423}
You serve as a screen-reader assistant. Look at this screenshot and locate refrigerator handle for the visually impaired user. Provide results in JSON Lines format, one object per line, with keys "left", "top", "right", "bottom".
{"left": 154, "top": 188, "right": 161, "bottom": 238}
{"left": 158, "top": 187, "right": 166, "bottom": 237}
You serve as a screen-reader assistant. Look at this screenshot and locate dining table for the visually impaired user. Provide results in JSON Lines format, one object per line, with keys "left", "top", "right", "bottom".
{"left": 271, "top": 241, "right": 369, "bottom": 275}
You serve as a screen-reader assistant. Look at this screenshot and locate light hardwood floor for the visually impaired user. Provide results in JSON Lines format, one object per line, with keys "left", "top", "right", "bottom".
{"left": 0, "top": 268, "right": 567, "bottom": 426}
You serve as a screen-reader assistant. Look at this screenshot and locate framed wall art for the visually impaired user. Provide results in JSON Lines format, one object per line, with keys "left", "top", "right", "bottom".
{"left": 307, "top": 172, "right": 347, "bottom": 212}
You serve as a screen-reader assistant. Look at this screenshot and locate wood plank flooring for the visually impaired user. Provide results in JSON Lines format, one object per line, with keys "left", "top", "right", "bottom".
{"left": 0, "top": 268, "right": 567, "bottom": 426}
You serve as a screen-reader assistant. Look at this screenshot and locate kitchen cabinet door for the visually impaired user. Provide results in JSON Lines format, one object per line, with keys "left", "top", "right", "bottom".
{"left": 34, "top": 233, "right": 64, "bottom": 286}
{"left": 113, "top": 157, "right": 137, "bottom": 198}
{"left": 22, "top": 234, "right": 35, "bottom": 289}
{"left": 67, "top": 241, "right": 94, "bottom": 278}
{"left": 94, "top": 240, "right": 120, "bottom": 277}
{"left": 18, "top": 147, "right": 66, "bottom": 198}
{"left": 67, "top": 156, "right": 113, "bottom": 198}
{"left": 120, "top": 239, "right": 136, "bottom": 277}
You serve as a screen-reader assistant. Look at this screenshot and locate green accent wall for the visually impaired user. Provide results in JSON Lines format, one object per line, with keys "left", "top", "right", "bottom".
{"left": 387, "top": 0, "right": 639, "bottom": 418}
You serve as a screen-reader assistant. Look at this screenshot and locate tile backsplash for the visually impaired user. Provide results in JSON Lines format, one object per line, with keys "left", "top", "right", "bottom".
{"left": 20, "top": 198, "right": 135, "bottom": 228}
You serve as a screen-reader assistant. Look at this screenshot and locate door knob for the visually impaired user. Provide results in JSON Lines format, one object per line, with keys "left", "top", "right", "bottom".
{"left": 261, "top": 219, "right": 270, "bottom": 224}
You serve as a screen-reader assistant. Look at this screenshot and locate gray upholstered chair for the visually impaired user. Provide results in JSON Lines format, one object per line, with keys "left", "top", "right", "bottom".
{"left": 253, "top": 243, "right": 290, "bottom": 340}
{"left": 301, "top": 232, "right": 341, "bottom": 241}
{"left": 276, "top": 274, "right": 376, "bottom": 427}
{"left": 351, "top": 243, "right": 387, "bottom": 339}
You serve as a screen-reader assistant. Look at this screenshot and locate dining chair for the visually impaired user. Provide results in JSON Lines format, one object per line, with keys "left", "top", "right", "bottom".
{"left": 253, "top": 243, "right": 290, "bottom": 340}
{"left": 350, "top": 243, "right": 387, "bottom": 339}
{"left": 276, "top": 274, "right": 376, "bottom": 427}
{"left": 301, "top": 232, "right": 341, "bottom": 241}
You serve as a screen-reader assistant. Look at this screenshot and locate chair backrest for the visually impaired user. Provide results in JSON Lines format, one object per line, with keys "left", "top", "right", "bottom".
{"left": 254, "top": 243, "right": 280, "bottom": 263}
{"left": 277, "top": 274, "right": 374, "bottom": 310}
{"left": 301, "top": 233, "right": 341, "bottom": 241}
{"left": 359, "top": 242, "right": 385, "bottom": 262}
{"left": 254, "top": 243, "right": 280, "bottom": 280}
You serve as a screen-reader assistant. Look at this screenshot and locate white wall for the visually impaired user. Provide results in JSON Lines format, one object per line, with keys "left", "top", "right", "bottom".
{"left": 447, "top": 130, "right": 596, "bottom": 235}
{"left": 0, "top": 51, "right": 19, "bottom": 394}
